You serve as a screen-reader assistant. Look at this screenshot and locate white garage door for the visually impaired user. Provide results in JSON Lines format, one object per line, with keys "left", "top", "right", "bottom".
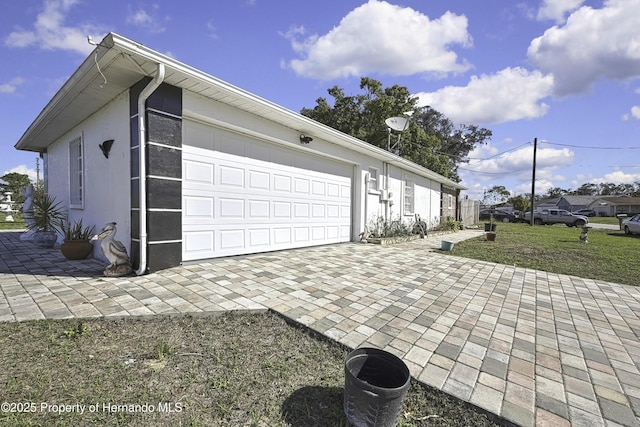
{"left": 182, "top": 144, "right": 352, "bottom": 260}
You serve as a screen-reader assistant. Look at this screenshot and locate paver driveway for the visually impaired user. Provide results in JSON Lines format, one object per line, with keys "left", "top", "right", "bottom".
{"left": 1, "top": 230, "right": 639, "bottom": 426}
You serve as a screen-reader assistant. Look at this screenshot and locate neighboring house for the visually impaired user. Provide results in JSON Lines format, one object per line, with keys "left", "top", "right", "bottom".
{"left": 534, "top": 195, "right": 599, "bottom": 212}
{"left": 556, "top": 195, "right": 599, "bottom": 212}
{"left": 588, "top": 196, "right": 640, "bottom": 216}
{"left": 14, "top": 33, "right": 465, "bottom": 274}
{"left": 534, "top": 198, "right": 559, "bottom": 210}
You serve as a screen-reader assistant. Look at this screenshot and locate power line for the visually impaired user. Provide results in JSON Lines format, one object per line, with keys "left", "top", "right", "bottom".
{"left": 458, "top": 166, "right": 532, "bottom": 175}
{"left": 541, "top": 140, "right": 640, "bottom": 150}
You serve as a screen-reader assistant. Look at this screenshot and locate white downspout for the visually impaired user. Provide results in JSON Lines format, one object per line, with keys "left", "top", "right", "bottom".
{"left": 363, "top": 172, "right": 370, "bottom": 237}
{"left": 135, "top": 63, "right": 165, "bottom": 276}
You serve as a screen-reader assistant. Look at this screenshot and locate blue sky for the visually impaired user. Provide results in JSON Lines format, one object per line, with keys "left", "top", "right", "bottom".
{"left": 2, "top": 0, "right": 640, "bottom": 200}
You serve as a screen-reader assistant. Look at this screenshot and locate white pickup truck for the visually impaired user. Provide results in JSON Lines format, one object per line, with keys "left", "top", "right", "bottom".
{"left": 523, "top": 208, "right": 589, "bottom": 227}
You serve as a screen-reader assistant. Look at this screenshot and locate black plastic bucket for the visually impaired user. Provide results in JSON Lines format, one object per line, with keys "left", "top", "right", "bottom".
{"left": 344, "top": 347, "right": 411, "bottom": 427}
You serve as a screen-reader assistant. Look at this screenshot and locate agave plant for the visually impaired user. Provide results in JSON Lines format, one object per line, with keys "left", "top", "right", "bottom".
{"left": 60, "top": 219, "right": 95, "bottom": 241}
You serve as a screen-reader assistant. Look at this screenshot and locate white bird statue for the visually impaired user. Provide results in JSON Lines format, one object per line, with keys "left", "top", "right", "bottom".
{"left": 91, "top": 222, "right": 132, "bottom": 276}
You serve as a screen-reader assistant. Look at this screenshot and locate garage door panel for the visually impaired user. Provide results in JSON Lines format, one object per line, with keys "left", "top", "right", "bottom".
{"left": 219, "top": 229, "right": 244, "bottom": 250}
{"left": 184, "top": 196, "right": 215, "bottom": 223}
{"left": 294, "top": 227, "right": 309, "bottom": 242}
{"left": 183, "top": 143, "right": 352, "bottom": 260}
{"left": 184, "top": 160, "right": 214, "bottom": 189}
{"left": 219, "top": 165, "right": 244, "bottom": 188}
{"left": 249, "top": 228, "right": 270, "bottom": 247}
{"left": 219, "top": 198, "right": 244, "bottom": 218}
{"left": 273, "top": 227, "right": 291, "bottom": 244}
{"left": 294, "top": 178, "right": 310, "bottom": 194}
{"left": 249, "top": 170, "right": 270, "bottom": 190}
{"left": 273, "top": 202, "right": 291, "bottom": 218}
{"left": 184, "top": 231, "right": 215, "bottom": 258}
{"left": 248, "top": 200, "right": 270, "bottom": 218}
{"left": 273, "top": 175, "right": 291, "bottom": 192}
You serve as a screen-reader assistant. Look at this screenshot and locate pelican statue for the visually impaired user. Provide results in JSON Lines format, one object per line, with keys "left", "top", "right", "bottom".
{"left": 91, "top": 222, "right": 133, "bottom": 276}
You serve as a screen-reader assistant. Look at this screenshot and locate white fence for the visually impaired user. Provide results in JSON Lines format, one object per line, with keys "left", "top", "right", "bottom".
{"left": 459, "top": 199, "right": 480, "bottom": 226}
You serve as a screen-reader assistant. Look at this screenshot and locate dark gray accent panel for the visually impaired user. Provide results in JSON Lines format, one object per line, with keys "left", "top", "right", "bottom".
{"left": 146, "top": 83, "right": 182, "bottom": 116}
{"left": 130, "top": 78, "right": 183, "bottom": 274}
{"left": 148, "top": 111, "right": 182, "bottom": 147}
{"left": 130, "top": 146, "right": 140, "bottom": 179}
{"left": 148, "top": 211, "right": 181, "bottom": 241}
{"left": 147, "top": 144, "right": 181, "bottom": 178}
{"left": 147, "top": 178, "right": 181, "bottom": 210}
{"left": 131, "top": 209, "right": 139, "bottom": 239}
{"left": 147, "top": 242, "right": 182, "bottom": 272}
{"left": 130, "top": 240, "right": 140, "bottom": 269}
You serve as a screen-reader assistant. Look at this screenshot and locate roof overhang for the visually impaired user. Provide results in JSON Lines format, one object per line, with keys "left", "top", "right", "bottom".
{"left": 15, "top": 32, "right": 465, "bottom": 190}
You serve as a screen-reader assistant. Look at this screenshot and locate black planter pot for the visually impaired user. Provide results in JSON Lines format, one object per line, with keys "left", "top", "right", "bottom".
{"left": 484, "top": 223, "right": 497, "bottom": 232}
{"left": 344, "top": 347, "right": 410, "bottom": 427}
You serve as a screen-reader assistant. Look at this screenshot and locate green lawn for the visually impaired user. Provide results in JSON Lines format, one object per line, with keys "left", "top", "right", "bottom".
{"left": 0, "top": 212, "right": 26, "bottom": 230}
{"left": 453, "top": 223, "right": 639, "bottom": 286}
{"left": 588, "top": 216, "right": 622, "bottom": 225}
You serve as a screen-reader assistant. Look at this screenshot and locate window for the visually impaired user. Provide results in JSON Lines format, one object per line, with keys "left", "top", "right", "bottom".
{"left": 69, "top": 136, "right": 83, "bottom": 208}
{"left": 368, "top": 167, "right": 379, "bottom": 192}
{"left": 404, "top": 179, "right": 414, "bottom": 214}
{"left": 448, "top": 194, "right": 453, "bottom": 209}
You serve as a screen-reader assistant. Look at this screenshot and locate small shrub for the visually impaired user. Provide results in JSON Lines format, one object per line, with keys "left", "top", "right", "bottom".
{"left": 434, "top": 218, "right": 460, "bottom": 232}
{"left": 367, "top": 216, "right": 415, "bottom": 238}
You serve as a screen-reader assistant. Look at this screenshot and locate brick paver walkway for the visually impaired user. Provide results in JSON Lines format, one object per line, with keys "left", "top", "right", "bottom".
{"left": 1, "top": 230, "right": 639, "bottom": 426}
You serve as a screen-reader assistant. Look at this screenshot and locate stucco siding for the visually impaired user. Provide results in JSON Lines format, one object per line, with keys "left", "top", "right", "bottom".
{"left": 45, "top": 92, "right": 131, "bottom": 256}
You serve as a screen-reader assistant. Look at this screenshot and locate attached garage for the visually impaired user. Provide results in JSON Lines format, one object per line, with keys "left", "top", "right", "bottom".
{"left": 15, "top": 33, "right": 466, "bottom": 274}
{"left": 182, "top": 122, "right": 353, "bottom": 260}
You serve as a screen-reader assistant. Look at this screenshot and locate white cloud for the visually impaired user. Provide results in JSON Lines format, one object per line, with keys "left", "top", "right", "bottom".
{"left": 0, "top": 77, "right": 26, "bottom": 94}
{"left": 4, "top": 0, "right": 106, "bottom": 55}
{"left": 622, "top": 105, "right": 640, "bottom": 121}
{"left": 415, "top": 67, "right": 554, "bottom": 124}
{"left": 126, "top": 4, "right": 168, "bottom": 34}
{"left": 206, "top": 20, "right": 219, "bottom": 40}
{"left": 596, "top": 170, "right": 640, "bottom": 184}
{"left": 283, "top": 0, "right": 472, "bottom": 80}
{"left": 528, "top": 0, "right": 640, "bottom": 96}
{"left": 537, "top": 0, "right": 586, "bottom": 23}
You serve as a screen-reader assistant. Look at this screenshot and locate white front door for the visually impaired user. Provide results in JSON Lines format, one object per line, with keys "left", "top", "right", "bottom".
{"left": 182, "top": 144, "right": 352, "bottom": 260}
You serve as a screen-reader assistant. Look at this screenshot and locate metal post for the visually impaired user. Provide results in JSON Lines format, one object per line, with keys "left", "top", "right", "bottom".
{"left": 530, "top": 138, "right": 537, "bottom": 226}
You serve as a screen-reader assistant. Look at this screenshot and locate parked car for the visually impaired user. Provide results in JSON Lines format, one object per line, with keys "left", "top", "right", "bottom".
{"left": 573, "top": 209, "right": 596, "bottom": 217}
{"left": 523, "top": 209, "right": 589, "bottom": 227}
{"left": 622, "top": 214, "right": 640, "bottom": 235}
{"left": 479, "top": 209, "right": 518, "bottom": 223}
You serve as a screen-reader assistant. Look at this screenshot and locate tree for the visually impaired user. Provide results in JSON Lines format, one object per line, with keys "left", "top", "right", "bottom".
{"left": 509, "top": 195, "right": 530, "bottom": 213}
{"left": 544, "top": 187, "right": 568, "bottom": 199}
{"left": 301, "top": 77, "right": 492, "bottom": 181}
{"left": 573, "top": 183, "right": 598, "bottom": 196}
{"left": 0, "top": 172, "right": 32, "bottom": 208}
{"left": 483, "top": 185, "right": 511, "bottom": 206}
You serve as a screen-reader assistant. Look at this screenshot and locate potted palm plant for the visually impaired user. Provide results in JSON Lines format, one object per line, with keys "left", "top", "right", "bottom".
{"left": 26, "top": 189, "right": 65, "bottom": 249}
{"left": 60, "top": 219, "right": 95, "bottom": 260}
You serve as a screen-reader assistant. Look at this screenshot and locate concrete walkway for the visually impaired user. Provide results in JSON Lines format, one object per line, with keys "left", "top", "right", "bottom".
{"left": 1, "top": 229, "right": 639, "bottom": 426}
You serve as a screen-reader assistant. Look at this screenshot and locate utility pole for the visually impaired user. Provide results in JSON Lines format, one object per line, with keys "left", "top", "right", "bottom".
{"left": 530, "top": 138, "right": 537, "bottom": 226}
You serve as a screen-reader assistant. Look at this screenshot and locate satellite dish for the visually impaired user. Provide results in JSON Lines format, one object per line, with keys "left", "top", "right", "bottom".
{"left": 385, "top": 117, "right": 409, "bottom": 132}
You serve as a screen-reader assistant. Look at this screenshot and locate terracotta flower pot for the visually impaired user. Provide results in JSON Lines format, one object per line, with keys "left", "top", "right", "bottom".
{"left": 60, "top": 240, "right": 94, "bottom": 260}
{"left": 486, "top": 232, "right": 496, "bottom": 241}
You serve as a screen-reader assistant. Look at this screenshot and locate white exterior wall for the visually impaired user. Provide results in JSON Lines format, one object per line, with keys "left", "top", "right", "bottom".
{"left": 184, "top": 92, "right": 443, "bottom": 240}
{"left": 45, "top": 92, "right": 131, "bottom": 256}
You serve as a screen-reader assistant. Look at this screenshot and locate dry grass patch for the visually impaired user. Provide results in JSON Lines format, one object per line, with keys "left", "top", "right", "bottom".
{"left": 0, "top": 312, "right": 501, "bottom": 426}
